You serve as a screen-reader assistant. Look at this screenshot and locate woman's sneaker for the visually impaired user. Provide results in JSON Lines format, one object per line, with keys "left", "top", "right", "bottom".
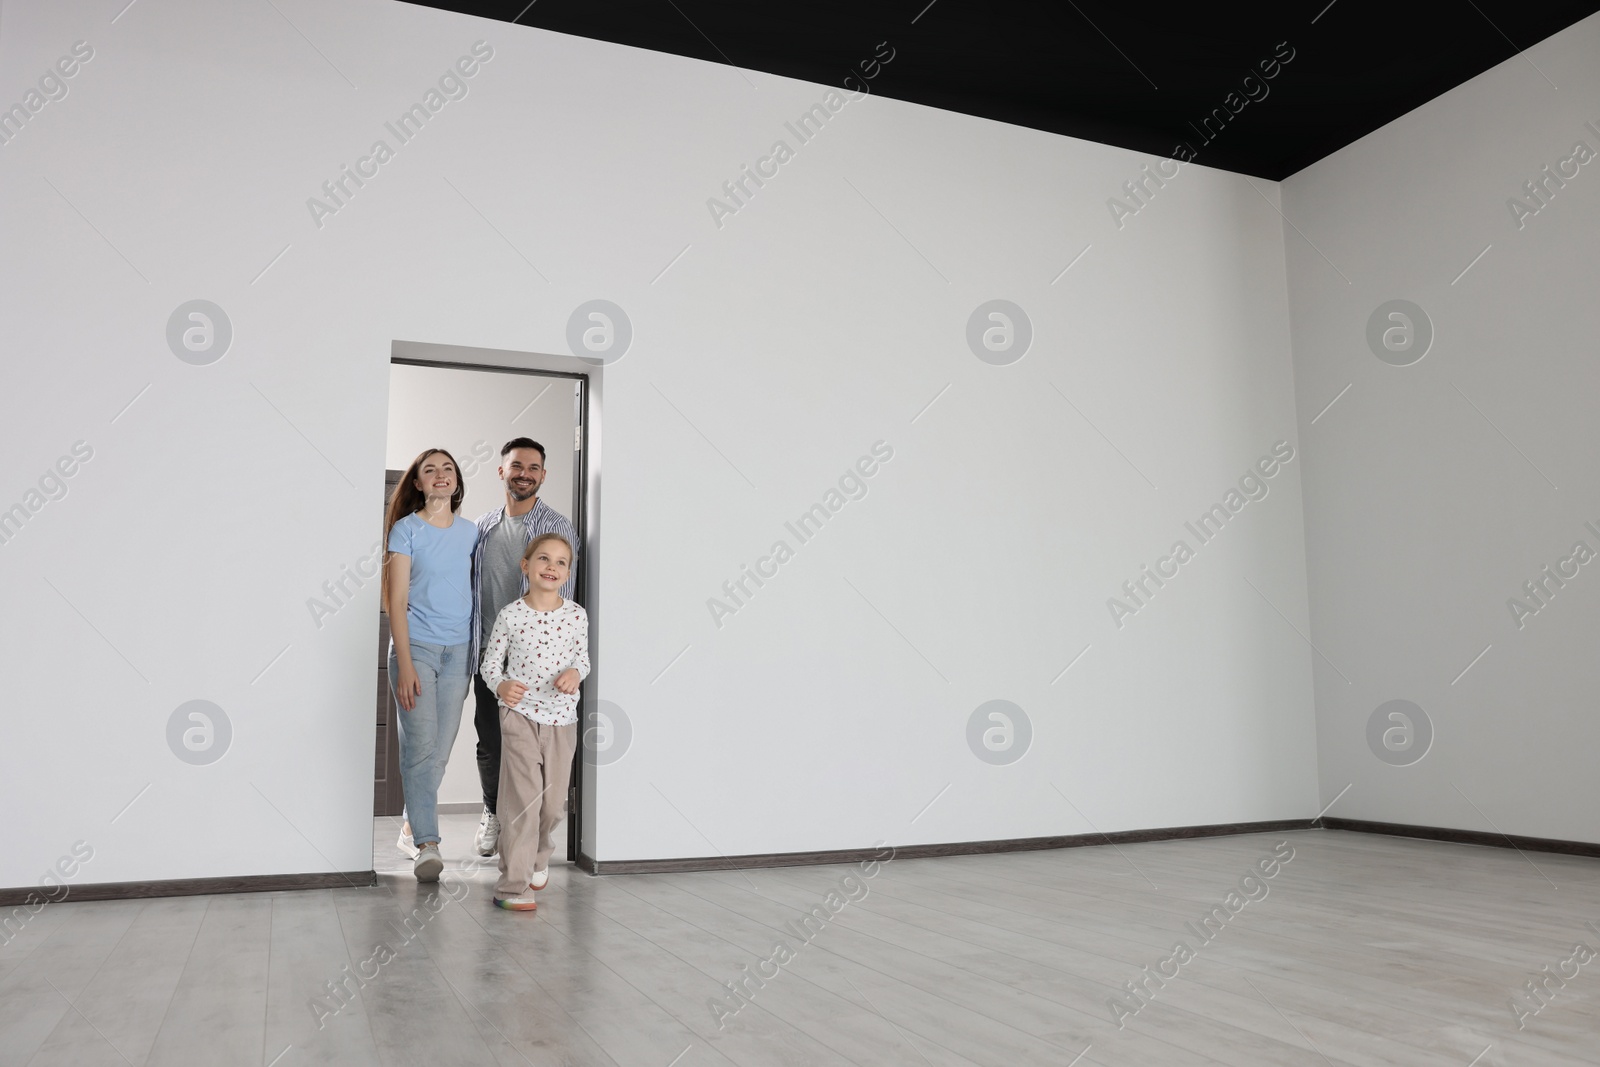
{"left": 494, "top": 888, "right": 537, "bottom": 911}
{"left": 474, "top": 810, "right": 500, "bottom": 857}
{"left": 414, "top": 844, "right": 443, "bottom": 882}
{"left": 528, "top": 868, "right": 549, "bottom": 891}
{"left": 397, "top": 823, "right": 420, "bottom": 860}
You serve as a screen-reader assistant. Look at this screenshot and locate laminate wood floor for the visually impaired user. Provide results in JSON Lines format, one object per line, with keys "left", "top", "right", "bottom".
{"left": 4, "top": 821, "right": 1599, "bottom": 1066}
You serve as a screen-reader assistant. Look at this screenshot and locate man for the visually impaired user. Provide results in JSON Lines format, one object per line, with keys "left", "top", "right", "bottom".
{"left": 469, "top": 437, "right": 578, "bottom": 856}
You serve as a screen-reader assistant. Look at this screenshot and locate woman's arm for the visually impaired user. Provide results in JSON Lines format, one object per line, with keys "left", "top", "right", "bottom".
{"left": 385, "top": 551, "right": 421, "bottom": 711}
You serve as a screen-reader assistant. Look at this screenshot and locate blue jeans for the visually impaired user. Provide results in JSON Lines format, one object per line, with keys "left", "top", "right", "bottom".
{"left": 389, "top": 640, "right": 470, "bottom": 848}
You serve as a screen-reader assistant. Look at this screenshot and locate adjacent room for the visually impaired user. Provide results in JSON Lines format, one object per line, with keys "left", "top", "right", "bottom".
{"left": 2, "top": 1, "right": 1597, "bottom": 1064}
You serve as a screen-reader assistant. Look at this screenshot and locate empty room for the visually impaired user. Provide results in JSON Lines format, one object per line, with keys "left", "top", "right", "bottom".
{"left": 2, "top": 1, "right": 1597, "bottom": 1065}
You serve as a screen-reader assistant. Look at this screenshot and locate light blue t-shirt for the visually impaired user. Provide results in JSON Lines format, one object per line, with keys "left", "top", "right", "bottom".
{"left": 388, "top": 513, "right": 477, "bottom": 646}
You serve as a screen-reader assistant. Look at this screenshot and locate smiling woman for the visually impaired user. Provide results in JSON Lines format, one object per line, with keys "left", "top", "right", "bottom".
{"left": 382, "top": 447, "right": 479, "bottom": 882}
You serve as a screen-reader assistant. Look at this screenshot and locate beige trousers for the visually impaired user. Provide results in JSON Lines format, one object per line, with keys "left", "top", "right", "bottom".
{"left": 495, "top": 710, "right": 577, "bottom": 897}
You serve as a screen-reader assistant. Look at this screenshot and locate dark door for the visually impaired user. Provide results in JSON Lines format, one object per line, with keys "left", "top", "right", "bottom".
{"left": 374, "top": 469, "right": 405, "bottom": 816}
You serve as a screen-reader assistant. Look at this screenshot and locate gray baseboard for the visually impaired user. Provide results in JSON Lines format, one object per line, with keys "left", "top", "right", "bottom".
{"left": 0, "top": 870, "right": 377, "bottom": 908}
{"left": 1317, "top": 817, "right": 1600, "bottom": 858}
{"left": 579, "top": 817, "right": 1600, "bottom": 875}
{"left": 579, "top": 818, "right": 1317, "bottom": 875}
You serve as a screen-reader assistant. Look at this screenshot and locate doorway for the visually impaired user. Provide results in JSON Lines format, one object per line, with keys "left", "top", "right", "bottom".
{"left": 378, "top": 350, "right": 597, "bottom": 870}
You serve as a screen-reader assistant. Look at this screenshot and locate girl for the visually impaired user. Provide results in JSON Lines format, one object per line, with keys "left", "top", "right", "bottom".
{"left": 384, "top": 448, "right": 478, "bottom": 882}
{"left": 479, "top": 533, "right": 589, "bottom": 910}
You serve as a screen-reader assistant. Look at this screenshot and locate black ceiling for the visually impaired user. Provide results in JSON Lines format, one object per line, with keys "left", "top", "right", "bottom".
{"left": 409, "top": 1, "right": 1600, "bottom": 180}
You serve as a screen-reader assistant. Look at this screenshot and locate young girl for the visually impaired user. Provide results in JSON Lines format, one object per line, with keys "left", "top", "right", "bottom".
{"left": 479, "top": 533, "right": 589, "bottom": 911}
{"left": 384, "top": 448, "right": 478, "bottom": 883}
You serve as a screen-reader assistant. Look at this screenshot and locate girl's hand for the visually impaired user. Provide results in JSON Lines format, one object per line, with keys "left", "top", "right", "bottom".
{"left": 498, "top": 679, "right": 528, "bottom": 705}
{"left": 554, "top": 669, "right": 581, "bottom": 695}
{"left": 395, "top": 663, "right": 421, "bottom": 711}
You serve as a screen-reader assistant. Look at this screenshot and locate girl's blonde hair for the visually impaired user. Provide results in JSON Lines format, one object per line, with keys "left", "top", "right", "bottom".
{"left": 524, "top": 532, "right": 574, "bottom": 562}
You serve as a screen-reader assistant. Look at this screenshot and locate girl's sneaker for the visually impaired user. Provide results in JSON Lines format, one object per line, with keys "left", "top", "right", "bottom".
{"left": 494, "top": 888, "right": 537, "bottom": 911}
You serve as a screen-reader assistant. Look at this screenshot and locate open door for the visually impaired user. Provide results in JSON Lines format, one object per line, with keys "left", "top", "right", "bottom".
{"left": 381, "top": 355, "right": 593, "bottom": 863}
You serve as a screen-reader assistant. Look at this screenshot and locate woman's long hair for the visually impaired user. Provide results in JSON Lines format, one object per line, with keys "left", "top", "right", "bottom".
{"left": 381, "top": 448, "right": 464, "bottom": 613}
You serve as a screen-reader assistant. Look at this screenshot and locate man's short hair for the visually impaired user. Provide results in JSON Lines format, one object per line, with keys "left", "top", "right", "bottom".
{"left": 501, "top": 437, "right": 546, "bottom": 464}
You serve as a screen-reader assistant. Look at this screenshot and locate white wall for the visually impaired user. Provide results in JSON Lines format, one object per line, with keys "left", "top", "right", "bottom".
{"left": 1282, "top": 14, "right": 1600, "bottom": 842}
{"left": 0, "top": 0, "right": 1316, "bottom": 889}
{"left": 385, "top": 362, "right": 578, "bottom": 809}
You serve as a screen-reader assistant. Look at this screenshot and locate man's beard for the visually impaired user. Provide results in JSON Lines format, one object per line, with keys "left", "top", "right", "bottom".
{"left": 507, "top": 481, "right": 539, "bottom": 501}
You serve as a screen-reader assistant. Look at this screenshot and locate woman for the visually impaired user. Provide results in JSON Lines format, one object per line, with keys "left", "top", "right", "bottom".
{"left": 383, "top": 448, "right": 478, "bottom": 881}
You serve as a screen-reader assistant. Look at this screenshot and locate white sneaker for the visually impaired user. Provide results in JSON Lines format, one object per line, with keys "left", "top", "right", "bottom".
{"left": 528, "top": 868, "right": 549, "bottom": 891}
{"left": 397, "top": 822, "right": 420, "bottom": 860}
{"left": 414, "top": 844, "right": 443, "bottom": 882}
{"left": 474, "top": 810, "right": 500, "bottom": 857}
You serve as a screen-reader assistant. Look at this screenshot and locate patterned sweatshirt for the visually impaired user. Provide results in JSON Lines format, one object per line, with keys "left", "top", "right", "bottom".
{"left": 479, "top": 597, "right": 591, "bottom": 725}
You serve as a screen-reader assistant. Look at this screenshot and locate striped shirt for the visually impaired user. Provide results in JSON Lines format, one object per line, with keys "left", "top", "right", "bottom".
{"left": 469, "top": 498, "right": 578, "bottom": 667}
